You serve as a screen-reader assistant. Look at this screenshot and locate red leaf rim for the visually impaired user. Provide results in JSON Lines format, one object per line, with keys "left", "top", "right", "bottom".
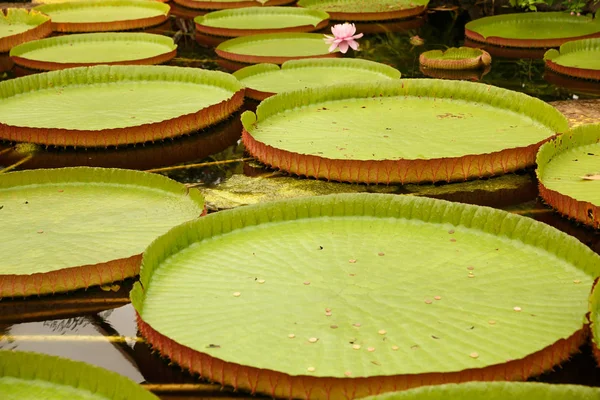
{"left": 0, "top": 85, "right": 244, "bottom": 148}
{"left": 136, "top": 310, "right": 587, "bottom": 400}
{"left": 544, "top": 59, "right": 600, "bottom": 81}
{"left": 464, "top": 28, "right": 600, "bottom": 49}
{"left": 538, "top": 183, "right": 600, "bottom": 230}
{"left": 242, "top": 128, "right": 553, "bottom": 185}
{"left": 11, "top": 48, "right": 177, "bottom": 71}
{"left": 0, "top": 14, "right": 52, "bottom": 53}
{"left": 306, "top": 6, "right": 426, "bottom": 22}
{"left": 195, "top": 19, "right": 329, "bottom": 38}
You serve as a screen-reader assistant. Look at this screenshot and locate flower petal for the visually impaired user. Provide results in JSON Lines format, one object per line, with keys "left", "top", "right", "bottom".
{"left": 351, "top": 33, "right": 364, "bottom": 40}
{"left": 348, "top": 39, "right": 359, "bottom": 50}
{"left": 338, "top": 41, "right": 349, "bottom": 53}
{"left": 328, "top": 42, "right": 338, "bottom": 53}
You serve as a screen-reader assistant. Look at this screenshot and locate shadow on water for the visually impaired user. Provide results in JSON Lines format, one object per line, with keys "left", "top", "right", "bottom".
{"left": 1, "top": 5, "right": 600, "bottom": 399}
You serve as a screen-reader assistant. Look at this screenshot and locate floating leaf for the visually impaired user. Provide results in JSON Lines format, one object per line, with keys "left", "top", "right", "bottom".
{"left": 10, "top": 32, "right": 177, "bottom": 71}
{"left": 132, "top": 193, "right": 600, "bottom": 399}
{"left": 419, "top": 47, "right": 491, "bottom": 70}
{"left": 544, "top": 38, "right": 600, "bottom": 81}
{"left": 465, "top": 12, "right": 600, "bottom": 48}
{"left": 0, "top": 8, "right": 51, "bottom": 52}
{"left": 241, "top": 80, "right": 568, "bottom": 184}
{"left": 297, "top": 0, "right": 429, "bottom": 22}
{"left": 173, "top": 0, "right": 294, "bottom": 11}
{"left": 536, "top": 123, "right": 600, "bottom": 228}
{"left": 194, "top": 7, "right": 329, "bottom": 37}
{"left": 0, "top": 167, "right": 205, "bottom": 298}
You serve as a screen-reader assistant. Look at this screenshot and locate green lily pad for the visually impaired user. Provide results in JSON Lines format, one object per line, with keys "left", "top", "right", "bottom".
{"left": 0, "top": 9, "right": 51, "bottom": 53}
{"left": 132, "top": 193, "right": 600, "bottom": 399}
{"left": 536, "top": 123, "right": 600, "bottom": 229}
{"left": 465, "top": 12, "right": 600, "bottom": 48}
{"left": 241, "top": 80, "right": 568, "bottom": 184}
{"left": 216, "top": 33, "right": 340, "bottom": 65}
{"left": 0, "top": 167, "right": 205, "bottom": 298}
{"left": 34, "top": 0, "right": 171, "bottom": 33}
{"left": 297, "top": 0, "right": 429, "bottom": 21}
{"left": 10, "top": 32, "right": 177, "bottom": 71}
{"left": 419, "top": 47, "right": 491, "bottom": 70}
{"left": 0, "top": 350, "right": 159, "bottom": 399}
{"left": 361, "top": 382, "right": 600, "bottom": 399}
{"left": 194, "top": 7, "right": 329, "bottom": 37}
{"left": 0, "top": 65, "right": 243, "bottom": 147}
{"left": 544, "top": 38, "right": 600, "bottom": 81}
{"left": 233, "top": 58, "right": 400, "bottom": 100}
{"left": 173, "top": 0, "right": 294, "bottom": 11}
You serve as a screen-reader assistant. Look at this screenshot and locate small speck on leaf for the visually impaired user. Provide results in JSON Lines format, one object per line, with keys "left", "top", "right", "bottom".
{"left": 207, "top": 344, "right": 221, "bottom": 348}
{"left": 233, "top": 292, "right": 241, "bottom": 297}
{"left": 470, "top": 352, "right": 479, "bottom": 359}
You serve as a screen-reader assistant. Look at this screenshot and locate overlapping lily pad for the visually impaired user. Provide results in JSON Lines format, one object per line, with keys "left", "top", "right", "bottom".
{"left": 536, "top": 123, "right": 600, "bottom": 229}
{"left": 0, "top": 167, "right": 205, "bottom": 298}
{"left": 0, "top": 65, "right": 243, "bottom": 147}
{"left": 233, "top": 58, "right": 400, "bottom": 100}
{"left": 544, "top": 38, "right": 600, "bottom": 81}
{"left": 465, "top": 12, "right": 600, "bottom": 48}
{"left": 419, "top": 47, "right": 491, "bottom": 70}
{"left": 132, "top": 193, "right": 600, "bottom": 399}
{"left": 361, "top": 382, "right": 600, "bottom": 399}
{"left": 0, "top": 350, "right": 159, "bottom": 399}
{"left": 241, "top": 80, "right": 568, "bottom": 184}
{"left": 34, "top": 0, "right": 171, "bottom": 33}
{"left": 10, "top": 32, "right": 177, "bottom": 71}
{"left": 173, "top": 0, "right": 295, "bottom": 11}
{"left": 0, "top": 9, "right": 51, "bottom": 53}
{"left": 216, "top": 33, "right": 339, "bottom": 64}
{"left": 194, "top": 7, "right": 329, "bottom": 37}
{"left": 297, "top": 0, "right": 429, "bottom": 21}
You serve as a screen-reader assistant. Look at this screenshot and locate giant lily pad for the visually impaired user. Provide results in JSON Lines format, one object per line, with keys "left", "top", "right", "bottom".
{"left": 241, "top": 80, "right": 568, "bottom": 184}
{"left": 34, "top": 0, "right": 171, "bottom": 33}
{"left": 10, "top": 32, "right": 177, "bottom": 71}
{"left": 0, "top": 65, "right": 243, "bottom": 147}
{"left": 0, "top": 167, "right": 205, "bottom": 298}
{"left": 0, "top": 350, "right": 159, "bottom": 399}
{"left": 173, "top": 0, "right": 295, "bottom": 11}
{"left": 233, "top": 58, "right": 400, "bottom": 100}
{"left": 536, "top": 123, "right": 600, "bottom": 229}
{"left": 465, "top": 12, "right": 600, "bottom": 48}
{"left": 194, "top": 7, "right": 329, "bottom": 37}
{"left": 361, "top": 382, "right": 600, "bottom": 399}
{"left": 419, "top": 47, "right": 491, "bottom": 70}
{"left": 544, "top": 38, "right": 600, "bottom": 81}
{"left": 132, "top": 193, "right": 600, "bottom": 399}
{"left": 297, "top": 0, "right": 429, "bottom": 21}
{"left": 0, "top": 9, "right": 51, "bottom": 53}
{"left": 216, "top": 33, "right": 340, "bottom": 65}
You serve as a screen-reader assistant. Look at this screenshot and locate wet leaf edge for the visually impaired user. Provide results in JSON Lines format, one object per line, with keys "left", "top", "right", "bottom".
{"left": 0, "top": 9, "right": 52, "bottom": 53}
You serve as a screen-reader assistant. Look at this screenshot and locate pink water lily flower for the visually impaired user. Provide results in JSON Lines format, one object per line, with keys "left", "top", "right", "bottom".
{"left": 324, "top": 23, "right": 363, "bottom": 54}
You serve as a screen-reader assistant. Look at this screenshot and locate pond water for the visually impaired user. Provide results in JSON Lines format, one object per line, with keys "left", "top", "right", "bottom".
{"left": 0, "top": 6, "right": 599, "bottom": 399}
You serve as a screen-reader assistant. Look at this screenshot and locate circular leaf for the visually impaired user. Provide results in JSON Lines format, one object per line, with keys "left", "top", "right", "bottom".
{"left": 241, "top": 80, "right": 568, "bottom": 184}
{"left": 465, "top": 12, "right": 600, "bottom": 48}
{"left": 0, "top": 167, "right": 205, "bottom": 297}
{"left": 233, "top": 58, "right": 400, "bottom": 100}
{"left": 132, "top": 193, "right": 600, "bottom": 399}
{"left": 0, "top": 65, "right": 243, "bottom": 147}
{"left": 544, "top": 38, "right": 600, "bottom": 81}
{"left": 536, "top": 123, "right": 600, "bottom": 229}
{"left": 419, "top": 47, "right": 491, "bottom": 70}
{"left": 0, "top": 350, "right": 159, "bottom": 399}
{"left": 173, "top": 0, "right": 295, "bottom": 11}
{"left": 297, "top": 0, "right": 429, "bottom": 21}
{"left": 10, "top": 32, "right": 177, "bottom": 71}
{"left": 0, "top": 8, "right": 51, "bottom": 52}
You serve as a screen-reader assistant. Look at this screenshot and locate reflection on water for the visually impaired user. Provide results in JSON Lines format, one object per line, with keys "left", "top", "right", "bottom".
{"left": 1, "top": 6, "right": 600, "bottom": 399}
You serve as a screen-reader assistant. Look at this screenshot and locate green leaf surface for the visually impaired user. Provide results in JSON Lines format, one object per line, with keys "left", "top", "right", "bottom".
{"left": 465, "top": 12, "right": 600, "bottom": 40}
{"left": 591, "top": 280, "right": 600, "bottom": 353}
{"left": 217, "top": 33, "right": 333, "bottom": 57}
{"left": 536, "top": 123, "right": 600, "bottom": 206}
{"left": 0, "top": 167, "right": 204, "bottom": 275}
{"left": 34, "top": 0, "right": 169, "bottom": 24}
{"left": 9, "top": 32, "right": 175, "bottom": 64}
{"left": 297, "top": 0, "right": 429, "bottom": 13}
{"left": 132, "top": 193, "right": 600, "bottom": 378}
{"left": 242, "top": 80, "right": 567, "bottom": 160}
{"left": 362, "top": 382, "right": 600, "bottom": 399}
{"left": 195, "top": 7, "right": 328, "bottom": 30}
{"left": 543, "top": 38, "right": 600, "bottom": 69}
{"left": 0, "top": 9, "right": 49, "bottom": 39}
{"left": 233, "top": 58, "right": 399, "bottom": 96}
{"left": 0, "top": 350, "right": 158, "bottom": 400}
{"left": 0, "top": 65, "right": 240, "bottom": 130}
